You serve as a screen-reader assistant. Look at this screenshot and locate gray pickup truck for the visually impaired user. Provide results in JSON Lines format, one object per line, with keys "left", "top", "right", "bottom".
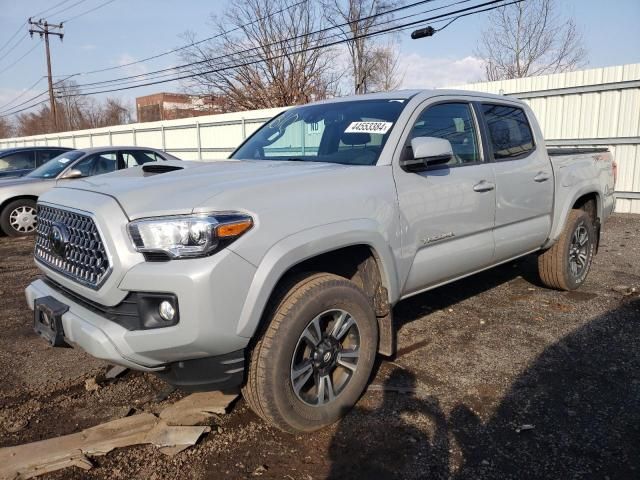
{"left": 26, "top": 90, "right": 616, "bottom": 432}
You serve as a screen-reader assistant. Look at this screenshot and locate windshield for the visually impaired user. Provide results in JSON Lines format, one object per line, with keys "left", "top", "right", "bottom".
{"left": 27, "top": 151, "right": 85, "bottom": 179}
{"left": 231, "top": 99, "right": 408, "bottom": 166}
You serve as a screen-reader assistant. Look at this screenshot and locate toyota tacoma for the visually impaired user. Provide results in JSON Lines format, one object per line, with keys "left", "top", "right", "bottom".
{"left": 25, "top": 90, "right": 616, "bottom": 432}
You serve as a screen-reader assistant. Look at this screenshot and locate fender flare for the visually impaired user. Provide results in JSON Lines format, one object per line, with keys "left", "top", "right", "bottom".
{"left": 234, "top": 219, "right": 400, "bottom": 338}
{"left": 545, "top": 185, "right": 602, "bottom": 248}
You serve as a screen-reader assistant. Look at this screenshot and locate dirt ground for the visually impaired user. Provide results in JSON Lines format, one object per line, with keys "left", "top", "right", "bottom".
{"left": 0, "top": 214, "right": 639, "bottom": 480}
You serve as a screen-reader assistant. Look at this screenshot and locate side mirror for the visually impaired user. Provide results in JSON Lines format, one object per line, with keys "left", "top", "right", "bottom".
{"left": 402, "top": 137, "right": 453, "bottom": 172}
{"left": 61, "top": 168, "right": 84, "bottom": 179}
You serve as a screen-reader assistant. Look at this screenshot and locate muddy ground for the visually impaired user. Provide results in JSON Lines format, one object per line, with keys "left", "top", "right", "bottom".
{"left": 0, "top": 214, "right": 638, "bottom": 480}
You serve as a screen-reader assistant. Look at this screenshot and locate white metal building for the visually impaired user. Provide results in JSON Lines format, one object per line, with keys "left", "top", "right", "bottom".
{"left": 1, "top": 63, "right": 639, "bottom": 213}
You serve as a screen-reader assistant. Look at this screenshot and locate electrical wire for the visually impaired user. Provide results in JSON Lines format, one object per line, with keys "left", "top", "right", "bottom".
{"left": 63, "top": 0, "right": 520, "bottom": 97}
{"left": 0, "top": 77, "right": 45, "bottom": 111}
{"left": 0, "top": 40, "right": 42, "bottom": 73}
{"left": 61, "top": 0, "right": 120, "bottom": 23}
{"left": 30, "top": 0, "right": 76, "bottom": 19}
{"left": 0, "top": 33, "right": 29, "bottom": 64}
{"left": 45, "top": 0, "right": 92, "bottom": 20}
{"left": 0, "top": 25, "right": 26, "bottom": 57}
{"left": 67, "top": 0, "right": 476, "bottom": 93}
{"left": 1, "top": 0, "right": 522, "bottom": 116}
{"left": 60, "top": 0, "right": 448, "bottom": 89}
{"left": 53, "top": 0, "right": 310, "bottom": 77}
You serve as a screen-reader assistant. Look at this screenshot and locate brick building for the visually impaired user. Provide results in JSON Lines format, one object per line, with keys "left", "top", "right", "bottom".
{"left": 136, "top": 92, "right": 223, "bottom": 122}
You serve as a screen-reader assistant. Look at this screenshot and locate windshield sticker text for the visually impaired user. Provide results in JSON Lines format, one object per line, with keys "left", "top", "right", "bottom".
{"left": 345, "top": 121, "right": 393, "bottom": 135}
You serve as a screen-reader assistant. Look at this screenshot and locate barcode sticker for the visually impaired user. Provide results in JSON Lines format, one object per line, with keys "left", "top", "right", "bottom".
{"left": 345, "top": 121, "right": 393, "bottom": 134}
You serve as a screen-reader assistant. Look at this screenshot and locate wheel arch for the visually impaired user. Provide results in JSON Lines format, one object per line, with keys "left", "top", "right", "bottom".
{"left": 546, "top": 188, "right": 602, "bottom": 248}
{"left": 234, "top": 221, "right": 400, "bottom": 356}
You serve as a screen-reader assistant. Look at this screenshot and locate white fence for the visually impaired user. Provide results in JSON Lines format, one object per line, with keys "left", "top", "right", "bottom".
{"left": 1, "top": 63, "right": 639, "bottom": 213}
{"left": 0, "top": 107, "right": 287, "bottom": 161}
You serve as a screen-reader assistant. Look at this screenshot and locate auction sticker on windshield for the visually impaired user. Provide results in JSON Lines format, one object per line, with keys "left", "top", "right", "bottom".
{"left": 345, "top": 121, "right": 393, "bottom": 134}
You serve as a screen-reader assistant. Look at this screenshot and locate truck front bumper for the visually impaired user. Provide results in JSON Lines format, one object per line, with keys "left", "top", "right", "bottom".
{"left": 26, "top": 247, "right": 258, "bottom": 390}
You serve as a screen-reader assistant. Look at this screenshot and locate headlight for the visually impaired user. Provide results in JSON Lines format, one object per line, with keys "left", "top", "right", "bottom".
{"left": 128, "top": 213, "right": 253, "bottom": 259}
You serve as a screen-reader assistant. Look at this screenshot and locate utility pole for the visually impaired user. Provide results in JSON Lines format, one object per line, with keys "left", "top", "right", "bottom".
{"left": 28, "top": 18, "right": 64, "bottom": 131}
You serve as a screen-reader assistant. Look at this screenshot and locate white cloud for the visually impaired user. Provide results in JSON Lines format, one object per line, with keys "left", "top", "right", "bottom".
{"left": 116, "top": 53, "right": 149, "bottom": 78}
{"left": 398, "top": 54, "right": 486, "bottom": 89}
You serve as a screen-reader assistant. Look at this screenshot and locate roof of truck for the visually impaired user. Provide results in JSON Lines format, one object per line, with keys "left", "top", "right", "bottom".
{"left": 310, "top": 89, "right": 524, "bottom": 105}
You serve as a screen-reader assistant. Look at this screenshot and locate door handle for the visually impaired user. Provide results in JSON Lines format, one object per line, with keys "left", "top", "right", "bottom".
{"left": 534, "top": 171, "right": 551, "bottom": 182}
{"left": 473, "top": 180, "right": 495, "bottom": 192}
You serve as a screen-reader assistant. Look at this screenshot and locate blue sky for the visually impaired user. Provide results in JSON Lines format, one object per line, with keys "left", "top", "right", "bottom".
{"left": 1, "top": 0, "right": 639, "bottom": 114}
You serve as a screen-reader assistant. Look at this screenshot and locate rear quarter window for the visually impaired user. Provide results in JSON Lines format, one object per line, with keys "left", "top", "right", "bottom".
{"left": 482, "top": 104, "right": 534, "bottom": 160}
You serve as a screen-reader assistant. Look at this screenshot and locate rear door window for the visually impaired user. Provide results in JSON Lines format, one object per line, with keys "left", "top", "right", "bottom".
{"left": 481, "top": 104, "right": 535, "bottom": 160}
{"left": 121, "top": 150, "right": 158, "bottom": 168}
{"left": 0, "top": 151, "right": 35, "bottom": 171}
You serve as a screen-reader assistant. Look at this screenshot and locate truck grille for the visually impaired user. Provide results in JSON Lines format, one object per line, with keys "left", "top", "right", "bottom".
{"left": 35, "top": 205, "right": 111, "bottom": 289}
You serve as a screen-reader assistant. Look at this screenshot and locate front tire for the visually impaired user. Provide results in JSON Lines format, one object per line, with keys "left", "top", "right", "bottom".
{"left": 242, "top": 273, "right": 378, "bottom": 432}
{"left": 0, "top": 199, "right": 38, "bottom": 237}
{"left": 538, "top": 209, "right": 596, "bottom": 290}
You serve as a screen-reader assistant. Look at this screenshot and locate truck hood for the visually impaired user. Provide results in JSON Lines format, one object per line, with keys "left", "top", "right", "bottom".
{"left": 55, "top": 160, "right": 350, "bottom": 219}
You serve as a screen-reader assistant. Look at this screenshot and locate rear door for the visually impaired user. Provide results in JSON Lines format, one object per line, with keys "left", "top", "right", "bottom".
{"left": 393, "top": 98, "right": 496, "bottom": 295}
{"left": 480, "top": 103, "right": 554, "bottom": 261}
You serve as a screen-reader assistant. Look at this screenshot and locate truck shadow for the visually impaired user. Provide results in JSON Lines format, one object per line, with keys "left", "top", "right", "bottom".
{"left": 393, "top": 254, "right": 544, "bottom": 329}
{"left": 327, "top": 298, "right": 640, "bottom": 479}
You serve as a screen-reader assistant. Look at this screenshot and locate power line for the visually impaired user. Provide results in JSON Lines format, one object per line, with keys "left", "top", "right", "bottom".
{"left": 61, "top": 0, "right": 120, "bottom": 23}
{"left": 45, "top": 0, "right": 92, "bottom": 20}
{"left": 0, "top": 33, "right": 29, "bottom": 64}
{"left": 68, "top": 0, "right": 475, "bottom": 93}
{"left": 54, "top": 0, "right": 309, "bottom": 78}
{"left": 31, "top": 0, "right": 77, "bottom": 19}
{"left": 0, "top": 25, "right": 26, "bottom": 57}
{"left": 0, "top": 77, "right": 45, "bottom": 111}
{"left": 2, "top": 0, "right": 520, "bottom": 116}
{"left": 63, "top": 0, "right": 519, "bottom": 97}
{"left": 62, "top": 0, "right": 447, "bottom": 90}
{"left": 0, "top": 40, "right": 41, "bottom": 72}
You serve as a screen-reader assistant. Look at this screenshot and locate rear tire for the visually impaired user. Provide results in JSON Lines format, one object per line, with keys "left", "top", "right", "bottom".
{"left": 538, "top": 209, "right": 596, "bottom": 290}
{"left": 0, "top": 199, "right": 37, "bottom": 237}
{"left": 242, "top": 272, "right": 378, "bottom": 433}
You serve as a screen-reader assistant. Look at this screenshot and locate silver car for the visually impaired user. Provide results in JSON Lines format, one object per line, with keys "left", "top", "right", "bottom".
{"left": 0, "top": 146, "right": 180, "bottom": 236}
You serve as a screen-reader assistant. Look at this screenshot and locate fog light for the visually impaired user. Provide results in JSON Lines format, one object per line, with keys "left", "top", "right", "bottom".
{"left": 159, "top": 300, "right": 176, "bottom": 322}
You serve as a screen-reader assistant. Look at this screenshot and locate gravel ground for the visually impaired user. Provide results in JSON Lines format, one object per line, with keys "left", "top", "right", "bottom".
{"left": 0, "top": 214, "right": 638, "bottom": 480}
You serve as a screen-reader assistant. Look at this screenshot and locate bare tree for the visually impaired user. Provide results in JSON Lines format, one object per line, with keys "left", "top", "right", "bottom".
{"left": 322, "top": 0, "right": 400, "bottom": 94}
{"left": 476, "top": 0, "right": 587, "bottom": 80}
{"left": 367, "top": 41, "right": 403, "bottom": 92}
{"left": 180, "top": 0, "right": 339, "bottom": 112}
{"left": 13, "top": 81, "right": 131, "bottom": 136}
{"left": 0, "top": 117, "right": 13, "bottom": 139}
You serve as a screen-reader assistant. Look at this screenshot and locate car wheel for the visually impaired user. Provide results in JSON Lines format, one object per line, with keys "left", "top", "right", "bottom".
{"left": 0, "top": 199, "right": 38, "bottom": 237}
{"left": 538, "top": 209, "right": 596, "bottom": 290}
{"left": 243, "top": 272, "right": 378, "bottom": 432}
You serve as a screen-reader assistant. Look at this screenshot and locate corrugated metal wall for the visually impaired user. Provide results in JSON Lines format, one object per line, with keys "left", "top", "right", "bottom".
{"left": 451, "top": 63, "right": 640, "bottom": 213}
{"left": 0, "top": 107, "right": 287, "bottom": 161}
{"left": 2, "top": 63, "right": 638, "bottom": 212}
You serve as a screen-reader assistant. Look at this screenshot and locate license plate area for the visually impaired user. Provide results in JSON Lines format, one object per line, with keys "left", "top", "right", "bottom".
{"left": 34, "top": 296, "right": 69, "bottom": 347}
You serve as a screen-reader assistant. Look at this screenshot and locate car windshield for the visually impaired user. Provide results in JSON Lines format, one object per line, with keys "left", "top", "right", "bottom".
{"left": 230, "top": 99, "right": 408, "bottom": 166}
{"left": 27, "top": 151, "right": 85, "bottom": 179}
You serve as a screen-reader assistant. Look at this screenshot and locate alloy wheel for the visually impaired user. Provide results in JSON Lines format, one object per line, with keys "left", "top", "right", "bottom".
{"left": 290, "top": 309, "right": 360, "bottom": 406}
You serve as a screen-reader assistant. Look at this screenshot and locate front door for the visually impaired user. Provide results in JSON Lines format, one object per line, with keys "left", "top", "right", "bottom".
{"left": 393, "top": 99, "right": 496, "bottom": 296}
